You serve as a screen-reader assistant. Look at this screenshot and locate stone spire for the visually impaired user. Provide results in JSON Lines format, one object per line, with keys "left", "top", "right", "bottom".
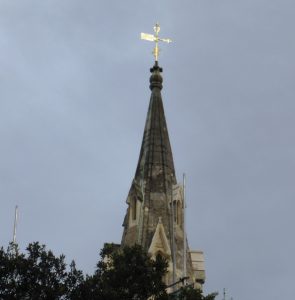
{"left": 120, "top": 62, "right": 205, "bottom": 288}
{"left": 121, "top": 63, "right": 176, "bottom": 250}
{"left": 135, "top": 62, "right": 176, "bottom": 194}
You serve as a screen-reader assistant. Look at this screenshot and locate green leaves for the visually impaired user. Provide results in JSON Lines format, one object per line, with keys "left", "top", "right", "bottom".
{"left": 87, "top": 243, "right": 169, "bottom": 300}
{"left": 0, "top": 242, "right": 217, "bottom": 300}
{"left": 170, "top": 285, "right": 218, "bottom": 300}
{"left": 0, "top": 242, "right": 82, "bottom": 300}
{"left": 0, "top": 242, "right": 168, "bottom": 300}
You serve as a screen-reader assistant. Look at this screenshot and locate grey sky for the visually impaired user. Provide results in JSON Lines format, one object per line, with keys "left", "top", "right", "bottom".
{"left": 1, "top": 1, "right": 294, "bottom": 299}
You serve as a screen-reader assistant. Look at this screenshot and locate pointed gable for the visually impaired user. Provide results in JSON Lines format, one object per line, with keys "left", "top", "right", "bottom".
{"left": 148, "top": 217, "right": 171, "bottom": 258}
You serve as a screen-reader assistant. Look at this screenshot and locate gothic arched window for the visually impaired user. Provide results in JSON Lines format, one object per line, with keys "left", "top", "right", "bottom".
{"left": 132, "top": 197, "right": 137, "bottom": 220}
{"left": 173, "top": 200, "right": 177, "bottom": 223}
{"left": 177, "top": 201, "right": 181, "bottom": 226}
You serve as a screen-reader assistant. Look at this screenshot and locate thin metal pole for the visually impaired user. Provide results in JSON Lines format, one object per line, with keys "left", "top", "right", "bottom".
{"left": 12, "top": 205, "right": 18, "bottom": 244}
{"left": 182, "top": 174, "right": 187, "bottom": 282}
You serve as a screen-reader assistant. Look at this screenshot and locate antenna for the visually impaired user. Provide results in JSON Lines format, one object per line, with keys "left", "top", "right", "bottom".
{"left": 12, "top": 205, "right": 18, "bottom": 244}
{"left": 182, "top": 173, "right": 187, "bottom": 282}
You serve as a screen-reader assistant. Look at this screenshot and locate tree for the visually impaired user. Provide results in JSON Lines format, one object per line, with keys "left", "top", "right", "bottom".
{"left": 0, "top": 242, "right": 217, "bottom": 300}
{"left": 0, "top": 242, "right": 83, "bottom": 300}
{"left": 77, "top": 243, "right": 169, "bottom": 300}
{"left": 170, "top": 285, "right": 218, "bottom": 300}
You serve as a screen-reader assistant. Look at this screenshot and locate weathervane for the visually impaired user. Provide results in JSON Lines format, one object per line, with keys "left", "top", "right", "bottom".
{"left": 141, "top": 23, "right": 172, "bottom": 62}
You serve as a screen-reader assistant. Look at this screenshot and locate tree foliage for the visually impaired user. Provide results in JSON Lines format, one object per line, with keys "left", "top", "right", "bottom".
{"left": 77, "top": 243, "right": 169, "bottom": 300}
{"left": 0, "top": 242, "right": 83, "bottom": 300}
{"left": 0, "top": 242, "right": 168, "bottom": 300}
{"left": 172, "top": 286, "right": 218, "bottom": 300}
{"left": 0, "top": 242, "right": 217, "bottom": 300}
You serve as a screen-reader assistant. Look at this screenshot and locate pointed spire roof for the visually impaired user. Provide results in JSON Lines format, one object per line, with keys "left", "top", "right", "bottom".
{"left": 135, "top": 62, "right": 176, "bottom": 193}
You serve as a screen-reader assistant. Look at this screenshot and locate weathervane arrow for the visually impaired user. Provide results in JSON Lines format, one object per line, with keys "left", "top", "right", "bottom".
{"left": 141, "top": 23, "right": 172, "bottom": 62}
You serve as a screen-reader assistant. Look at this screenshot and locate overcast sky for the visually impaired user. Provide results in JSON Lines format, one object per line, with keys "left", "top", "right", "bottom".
{"left": 1, "top": 1, "right": 294, "bottom": 299}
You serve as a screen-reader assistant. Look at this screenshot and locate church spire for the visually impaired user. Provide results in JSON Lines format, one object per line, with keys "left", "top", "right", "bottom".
{"left": 121, "top": 24, "right": 176, "bottom": 251}
{"left": 137, "top": 24, "right": 174, "bottom": 191}
{"left": 120, "top": 25, "right": 204, "bottom": 288}
{"left": 135, "top": 62, "right": 176, "bottom": 194}
{"left": 121, "top": 62, "right": 176, "bottom": 250}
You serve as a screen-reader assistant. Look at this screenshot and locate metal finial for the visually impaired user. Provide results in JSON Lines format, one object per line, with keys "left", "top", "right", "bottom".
{"left": 141, "top": 23, "right": 172, "bottom": 62}
{"left": 154, "top": 23, "right": 160, "bottom": 35}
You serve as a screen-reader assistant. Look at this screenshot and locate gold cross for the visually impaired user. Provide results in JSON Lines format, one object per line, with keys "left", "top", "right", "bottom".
{"left": 141, "top": 23, "right": 172, "bottom": 62}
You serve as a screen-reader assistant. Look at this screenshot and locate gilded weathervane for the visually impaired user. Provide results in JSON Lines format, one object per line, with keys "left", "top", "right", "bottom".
{"left": 141, "top": 23, "right": 172, "bottom": 62}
